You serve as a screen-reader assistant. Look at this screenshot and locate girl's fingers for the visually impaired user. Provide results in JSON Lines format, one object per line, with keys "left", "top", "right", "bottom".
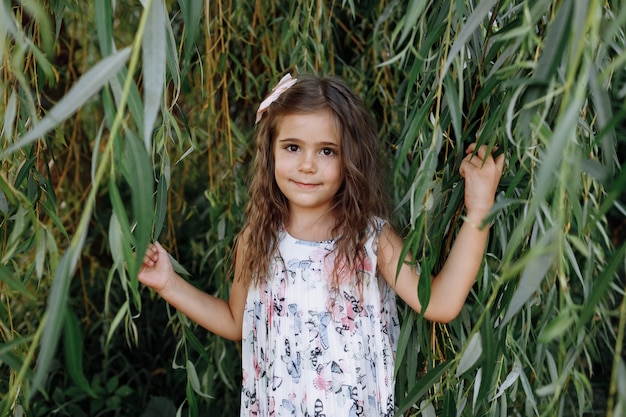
{"left": 463, "top": 149, "right": 485, "bottom": 170}
{"left": 151, "top": 241, "right": 165, "bottom": 255}
{"left": 465, "top": 143, "right": 501, "bottom": 166}
{"left": 460, "top": 142, "right": 506, "bottom": 180}
{"left": 142, "top": 255, "right": 154, "bottom": 267}
{"left": 142, "top": 243, "right": 159, "bottom": 266}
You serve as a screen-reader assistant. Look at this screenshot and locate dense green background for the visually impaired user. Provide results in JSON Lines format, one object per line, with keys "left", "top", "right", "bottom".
{"left": 1, "top": 0, "right": 625, "bottom": 416}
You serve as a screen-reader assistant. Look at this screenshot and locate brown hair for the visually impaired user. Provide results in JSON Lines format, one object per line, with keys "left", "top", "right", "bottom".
{"left": 234, "top": 74, "right": 391, "bottom": 288}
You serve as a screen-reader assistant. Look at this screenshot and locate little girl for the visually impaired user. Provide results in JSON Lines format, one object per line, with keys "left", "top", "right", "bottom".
{"left": 139, "top": 74, "right": 505, "bottom": 416}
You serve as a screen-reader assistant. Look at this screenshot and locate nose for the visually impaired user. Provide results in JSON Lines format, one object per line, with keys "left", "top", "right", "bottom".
{"left": 298, "top": 151, "right": 316, "bottom": 173}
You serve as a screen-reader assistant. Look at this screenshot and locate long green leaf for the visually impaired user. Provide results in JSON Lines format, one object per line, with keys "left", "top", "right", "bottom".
{"left": 531, "top": 94, "right": 584, "bottom": 218}
{"left": 394, "top": 310, "right": 415, "bottom": 377}
{"left": 0, "top": 1, "right": 19, "bottom": 37}
{"left": 477, "top": 310, "right": 497, "bottom": 403}
{"left": 1, "top": 47, "right": 131, "bottom": 158}
{"left": 0, "top": 337, "right": 33, "bottom": 372}
{"left": 177, "top": 0, "right": 204, "bottom": 61}
{"left": 2, "top": 90, "right": 17, "bottom": 142}
{"left": 396, "top": 0, "right": 427, "bottom": 47}
{"left": 106, "top": 300, "right": 129, "bottom": 347}
{"left": 153, "top": 172, "right": 168, "bottom": 239}
{"left": 63, "top": 308, "right": 98, "bottom": 398}
{"left": 440, "top": 0, "right": 498, "bottom": 79}
{"left": 0, "top": 264, "right": 35, "bottom": 300}
{"left": 394, "top": 360, "right": 453, "bottom": 416}
{"left": 0, "top": 189, "right": 8, "bottom": 213}
{"left": 108, "top": 68, "right": 145, "bottom": 137}
{"left": 532, "top": 1, "right": 573, "bottom": 82}
{"left": 122, "top": 133, "right": 154, "bottom": 302}
{"left": 570, "top": 243, "right": 626, "bottom": 342}
{"left": 501, "top": 226, "right": 558, "bottom": 326}
{"left": 186, "top": 359, "right": 214, "bottom": 399}
{"left": 517, "top": 1, "right": 573, "bottom": 134}
{"left": 108, "top": 212, "right": 127, "bottom": 286}
{"left": 29, "top": 226, "right": 87, "bottom": 399}
{"left": 589, "top": 63, "right": 619, "bottom": 172}
{"left": 456, "top": 332, "right": 482, "bottom": 377}
{"left": 142, "top": 0, "right": 166, "bottom": 150}
{"left": 95, "top": 0, "right": 114, "bottom": 56}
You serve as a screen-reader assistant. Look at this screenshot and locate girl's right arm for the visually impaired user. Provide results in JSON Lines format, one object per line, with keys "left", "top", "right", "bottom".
{"left": 138, "top": 240, "right": 248, "bottom": 341}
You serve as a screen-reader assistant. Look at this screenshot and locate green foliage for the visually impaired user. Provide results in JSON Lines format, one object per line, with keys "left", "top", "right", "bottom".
{"left": 1, "top": 0, "right": 625, "bottom": 416}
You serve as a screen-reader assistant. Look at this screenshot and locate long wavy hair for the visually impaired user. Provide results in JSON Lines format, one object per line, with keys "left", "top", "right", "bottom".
{"left": 234, "top": 74, "right": 391, "bottom": 288}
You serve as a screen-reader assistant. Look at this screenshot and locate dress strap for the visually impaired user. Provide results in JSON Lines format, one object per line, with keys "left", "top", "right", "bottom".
{"left": 374, "top": 217, "right": 386, "bottom": 235}
{"left": 371, "top": 216, "right": 387, "bottom": 257}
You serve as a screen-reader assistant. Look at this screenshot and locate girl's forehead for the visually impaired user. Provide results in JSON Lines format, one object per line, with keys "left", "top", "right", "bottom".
{"left": 275, "top": 110, "right": 340, "bottom": 136}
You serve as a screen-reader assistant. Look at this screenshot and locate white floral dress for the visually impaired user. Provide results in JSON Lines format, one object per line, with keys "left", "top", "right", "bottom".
{"left": 240, "top": 218, "right": 400, "bottom": 417}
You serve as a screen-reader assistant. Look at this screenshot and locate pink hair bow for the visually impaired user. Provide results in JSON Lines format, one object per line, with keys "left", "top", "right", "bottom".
{"left": 255, "top": 74, "right": 298, "bottom": 124}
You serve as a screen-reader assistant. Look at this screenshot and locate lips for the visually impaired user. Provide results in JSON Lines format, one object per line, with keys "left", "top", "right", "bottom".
{"left": 291, "top": 180, "right": 319, "bottom": 189}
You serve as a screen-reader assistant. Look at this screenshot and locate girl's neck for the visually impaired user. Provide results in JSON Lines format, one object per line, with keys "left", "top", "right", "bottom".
{"left": 286, "top": 210, "right": 338, "bottom": 242}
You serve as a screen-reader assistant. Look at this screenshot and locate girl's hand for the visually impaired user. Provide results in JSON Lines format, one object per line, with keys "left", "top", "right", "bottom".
{"left": 459, "top": 142, "right": 505, "bottom": 221}
{"left": 138, "top": 241, "right": 177, "bottom": 293}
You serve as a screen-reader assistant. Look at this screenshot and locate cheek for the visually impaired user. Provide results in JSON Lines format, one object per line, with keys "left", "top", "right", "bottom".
{"left": 334, "top": 158, "right": 344, "bottom": 178}
{"left": 317, "top": 159, "right": 336, "bottom": 175}
{"left": 273, "top": 157, "right": 293, "bottom": 189}
{"left": 326, "top": 160, "right": 344, "bottom": 188}
{"left": 273, "top": 155, "right": 286, "bottom": 176}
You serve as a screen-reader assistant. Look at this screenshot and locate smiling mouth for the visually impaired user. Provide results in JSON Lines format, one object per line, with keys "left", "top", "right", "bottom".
{"left": 292, "top": 180, "right": 319, "bottom": 188}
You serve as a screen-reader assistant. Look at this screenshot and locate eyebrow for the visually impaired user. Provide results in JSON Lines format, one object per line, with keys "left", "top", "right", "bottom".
{"left": 277, "top": 137, "right": 339, "bottom": 147}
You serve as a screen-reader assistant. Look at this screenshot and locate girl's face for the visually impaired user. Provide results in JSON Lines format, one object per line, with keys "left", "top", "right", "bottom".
{"left": 273, "top": 110, "right": 343, "bottom": 217}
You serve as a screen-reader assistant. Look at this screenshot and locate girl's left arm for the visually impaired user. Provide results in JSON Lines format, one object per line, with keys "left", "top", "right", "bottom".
{"left": 379, "top": 143, "right": 505, "bottom": 323}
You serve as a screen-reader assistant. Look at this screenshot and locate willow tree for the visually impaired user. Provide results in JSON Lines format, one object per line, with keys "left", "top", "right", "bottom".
{"left": 1, "top": 1, "right": 624, "bottom": 416}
